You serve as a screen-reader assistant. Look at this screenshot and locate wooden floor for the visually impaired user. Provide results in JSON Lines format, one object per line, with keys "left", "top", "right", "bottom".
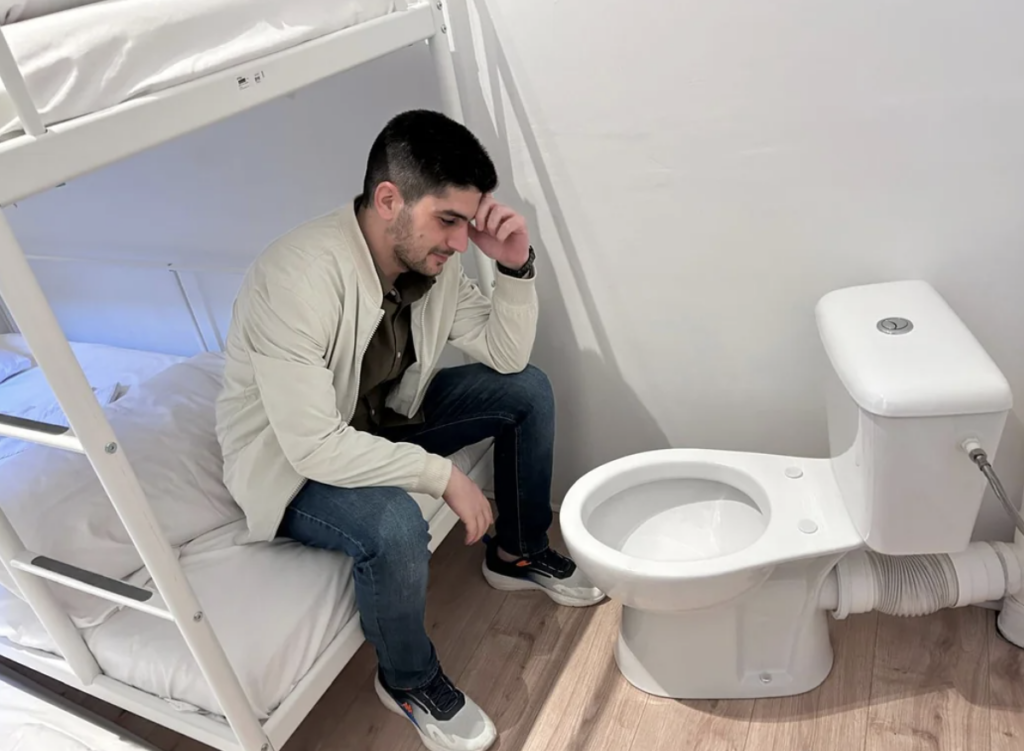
{"left": 5, "top": 522, "right": 1024, "bottom": 751}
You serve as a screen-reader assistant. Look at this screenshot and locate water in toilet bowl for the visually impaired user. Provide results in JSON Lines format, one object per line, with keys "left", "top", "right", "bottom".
{"left": 584, "top": 477, "right": 768, "bottom": 562}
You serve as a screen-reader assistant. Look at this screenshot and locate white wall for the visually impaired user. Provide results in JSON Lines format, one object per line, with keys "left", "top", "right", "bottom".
{"left": 6, "top": 0, "right": 1024, "bottom": 540}
{"left": 445, "top": 0, "right": 1024, "bottom": 539}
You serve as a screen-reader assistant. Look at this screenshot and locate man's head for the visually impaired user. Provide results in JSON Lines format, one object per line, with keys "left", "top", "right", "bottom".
{"left": 357, "top": 110, "right": 497, "bottom": 279}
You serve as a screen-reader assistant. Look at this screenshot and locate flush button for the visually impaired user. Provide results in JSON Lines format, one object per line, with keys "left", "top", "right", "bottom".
{"left": 798, "top": 519, "right": 819, "bottom": 534}
{"left": 877, "top": 317, "right": 913, "bottom": 335}
{"left": 785, "top": 466, "right": 803, "bottom": 479}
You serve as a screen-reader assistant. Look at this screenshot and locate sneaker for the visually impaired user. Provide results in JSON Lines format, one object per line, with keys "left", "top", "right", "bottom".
{"left": 481, "top": 535, "right": 605, "bottom": 607}
{"left": 374, "top": 667, "right": 497, "bottom": 751}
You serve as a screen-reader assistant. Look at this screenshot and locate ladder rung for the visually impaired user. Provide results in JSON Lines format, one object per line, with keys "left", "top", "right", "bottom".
{"left": 9, "top": 552, "right": 173, "bottom": 621}
{"left": 0, "top": 413, "right": 83, "bottom": 453}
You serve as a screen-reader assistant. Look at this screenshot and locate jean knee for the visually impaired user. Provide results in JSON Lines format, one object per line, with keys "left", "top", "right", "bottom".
{"left": 507, "top": 364, "right": 555, "bottom": 419}
{"left": 369, "top": 490, "right": 432, "bottom": 564}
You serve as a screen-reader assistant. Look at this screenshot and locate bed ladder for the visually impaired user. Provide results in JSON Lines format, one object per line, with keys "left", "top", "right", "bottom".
{"left": 0, "top": 216, "right": 273, "bottom": 750}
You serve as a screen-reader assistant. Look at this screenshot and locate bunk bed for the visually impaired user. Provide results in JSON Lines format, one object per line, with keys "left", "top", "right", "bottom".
{"left": 0, "top": 2, "right": 496, "bottom": 750}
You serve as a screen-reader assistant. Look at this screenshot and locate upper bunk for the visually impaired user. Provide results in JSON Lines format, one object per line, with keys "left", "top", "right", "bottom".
{"left": 0, "top": 0, "right": 449, "bottom": 207}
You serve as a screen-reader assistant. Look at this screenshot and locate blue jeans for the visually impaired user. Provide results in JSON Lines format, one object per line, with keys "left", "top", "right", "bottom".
{"left": 277, "top": 364, "right": 555, "bottom": 689}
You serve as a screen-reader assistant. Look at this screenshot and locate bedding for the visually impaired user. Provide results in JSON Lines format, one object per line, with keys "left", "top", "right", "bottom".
{"left": 0, "top": 354, "right": 244, "bottom": 627}
{"left": 0, "top": 0, "right": 400, "bottom": 138}
{"left": 0, "top": 334, "right": 185, "bottom": 413}
{"left": 0, "top": 348, "right": 30, "bottom": 383}
{"left": 0, "top": 349, "right": 495, "bottom": 718}
{"left": 0, "top": 381, "right": 120, "bottom": 462}
{"left": 0, "top": 1, "right": 103, "bottom": 26}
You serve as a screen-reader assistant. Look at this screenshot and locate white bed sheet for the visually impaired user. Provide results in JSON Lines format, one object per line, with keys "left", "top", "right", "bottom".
{"left": 0, "top": 334, "right": 185, "bottom": 413}
{"left": 0, "top": 350, "right": 495, "bottom": 718}
{"left": 0, "top": 0, "right": 400, "bottom": 138}
{"left": 0, "top": 667, "right": 154, "bottom": 751}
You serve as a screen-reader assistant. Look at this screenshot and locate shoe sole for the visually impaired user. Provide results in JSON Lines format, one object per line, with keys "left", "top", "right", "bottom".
{"left": 481, "top": 561, "right": 606, "bottom": 607}
{"left": 374, "top": 674, "right": 497, "bottom": 751}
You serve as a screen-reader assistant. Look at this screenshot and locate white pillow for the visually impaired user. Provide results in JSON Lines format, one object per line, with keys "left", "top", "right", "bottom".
{"left": 0, "top": 349, "right": 31, "bottom": 384}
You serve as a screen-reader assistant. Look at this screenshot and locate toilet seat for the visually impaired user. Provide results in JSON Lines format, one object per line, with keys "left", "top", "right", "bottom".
{"left": 560, "top": 449, "right": 863, "bottom": 611}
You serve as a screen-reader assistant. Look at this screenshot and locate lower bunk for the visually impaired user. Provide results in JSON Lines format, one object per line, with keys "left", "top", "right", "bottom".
{"left": 0, "top": 336, "right": 491, "bottom": 750}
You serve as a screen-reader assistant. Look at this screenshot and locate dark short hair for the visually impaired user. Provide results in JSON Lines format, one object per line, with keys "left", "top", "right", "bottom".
{"left": 357, "top": 110, "right": 497, "bottom": 209}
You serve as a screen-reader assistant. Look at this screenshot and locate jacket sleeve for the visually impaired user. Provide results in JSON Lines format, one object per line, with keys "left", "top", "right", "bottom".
{"left": 446, "top": 261, "right": 539, "bottom": 373}
{"left": 245, "top": 272, "right": 452, "bottom": 497}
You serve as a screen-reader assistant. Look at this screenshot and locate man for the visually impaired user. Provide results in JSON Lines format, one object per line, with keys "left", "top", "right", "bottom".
{"left": 215, "top": 110, "right": 603, "bottom": 751}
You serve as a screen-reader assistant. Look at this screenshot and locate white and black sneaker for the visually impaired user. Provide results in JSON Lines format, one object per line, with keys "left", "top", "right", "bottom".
{"left": 481, "top": 535, "right": 605, "bottom": 607}
{"left": 374, "top": 666, "right": 497, "bottom": 751}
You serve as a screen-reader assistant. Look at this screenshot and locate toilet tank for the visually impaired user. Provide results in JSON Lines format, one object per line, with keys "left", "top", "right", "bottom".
{"left": 816, "top": 280, "right": 1013, "bottom": 555}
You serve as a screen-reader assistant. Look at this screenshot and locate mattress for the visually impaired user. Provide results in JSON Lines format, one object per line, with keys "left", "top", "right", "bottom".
{"left": 0, "top": 351, "right": 495, "bottom": 719}
{"left": 0, "top": 0, "right": 400, "bottom": 138}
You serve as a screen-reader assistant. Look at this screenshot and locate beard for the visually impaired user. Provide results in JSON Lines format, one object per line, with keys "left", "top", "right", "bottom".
{"left": 390, "top": 207, "right": 452, "bottom": 277}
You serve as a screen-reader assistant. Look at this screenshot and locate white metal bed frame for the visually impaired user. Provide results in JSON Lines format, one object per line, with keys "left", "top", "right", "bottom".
{"left": 0, "top": 3, "right": 493, "bottom": 749}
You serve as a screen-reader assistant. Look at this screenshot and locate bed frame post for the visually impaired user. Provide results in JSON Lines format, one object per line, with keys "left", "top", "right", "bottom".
{"left": 0, "top": 211, "right": 272, "bottom": 751}
{"left": 0, "top": 514, "right": 102, "bottom": 684}
{"left": 428, "top": 0, "right": 496, "bottom": 295}
{"left": 0, "top": 28, "right": 45, "bottom": 137}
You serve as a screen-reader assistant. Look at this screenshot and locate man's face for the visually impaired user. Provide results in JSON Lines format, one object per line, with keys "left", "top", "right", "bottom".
{"left": 388, "top": 188, "right": 483, "bottom": 277}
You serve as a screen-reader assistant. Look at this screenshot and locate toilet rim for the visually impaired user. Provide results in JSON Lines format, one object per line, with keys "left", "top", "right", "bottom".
{"left": 560, "top": 448, "right": 843, "bottom": 580}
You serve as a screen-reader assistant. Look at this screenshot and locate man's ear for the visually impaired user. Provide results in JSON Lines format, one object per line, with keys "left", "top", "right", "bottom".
{"left": 373, "top": 181, "right": 404, "bottom": 220}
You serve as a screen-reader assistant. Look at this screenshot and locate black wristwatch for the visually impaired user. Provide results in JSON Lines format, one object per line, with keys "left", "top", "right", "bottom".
{"left": 497, "top": 245, "right": 536, "bottom": 279}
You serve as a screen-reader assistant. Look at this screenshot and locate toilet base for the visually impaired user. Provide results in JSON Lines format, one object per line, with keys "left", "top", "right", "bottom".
{"left": 613, "top": 558, "right": 840, "bottom": 699}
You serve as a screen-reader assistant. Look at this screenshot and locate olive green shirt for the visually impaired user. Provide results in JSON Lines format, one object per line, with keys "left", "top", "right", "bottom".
{"left": 350, "top": 265, "right": 434, "bottom": 433}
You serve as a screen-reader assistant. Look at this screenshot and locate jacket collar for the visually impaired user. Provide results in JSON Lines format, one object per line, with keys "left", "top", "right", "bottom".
{"left": 336, "top": 201, "right": 385, "bottom": 303}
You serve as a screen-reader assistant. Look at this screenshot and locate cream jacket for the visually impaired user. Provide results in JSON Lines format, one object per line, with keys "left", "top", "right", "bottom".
{"left": 215, "top": 204, "right": 538, "bottom": 542}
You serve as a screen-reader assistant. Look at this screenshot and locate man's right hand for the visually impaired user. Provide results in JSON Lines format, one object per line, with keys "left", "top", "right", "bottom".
{"left": 443, "top": 466, "right": 494, "bottom": 545}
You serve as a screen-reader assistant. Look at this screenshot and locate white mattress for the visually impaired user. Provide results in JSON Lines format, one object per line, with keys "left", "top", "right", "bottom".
{"left": 0, "top": 0, "right": 399, "bottom": 138}
{"left": 0, "top": 351, "right": 495, "bottom": 719}
{"left": 0, "top": 666, "right": 153, "bottom": 751}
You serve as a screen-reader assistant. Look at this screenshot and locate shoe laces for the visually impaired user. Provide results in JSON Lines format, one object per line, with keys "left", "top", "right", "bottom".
{"left": 422, "top": 670, "right": 464, "bottom": 716}
{"left": 529, "top": 547, "right": 575, "bottom": 577}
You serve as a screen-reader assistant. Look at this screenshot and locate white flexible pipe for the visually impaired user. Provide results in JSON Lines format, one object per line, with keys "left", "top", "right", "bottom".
{"left": 997, "top": 528, "right": 1024, "bottom": 647}
{"left": 821, "top": 541, "right": 1023, "bottom": 619}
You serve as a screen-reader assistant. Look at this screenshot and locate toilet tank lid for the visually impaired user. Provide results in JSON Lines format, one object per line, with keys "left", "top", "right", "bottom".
{"left": 815, "top": 280, "right": 1013, "bottom": 418}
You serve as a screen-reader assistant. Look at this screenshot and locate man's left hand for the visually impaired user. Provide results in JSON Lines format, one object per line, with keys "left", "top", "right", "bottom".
{"left": 468, "top": 194, "right": 530, "bottom": 270}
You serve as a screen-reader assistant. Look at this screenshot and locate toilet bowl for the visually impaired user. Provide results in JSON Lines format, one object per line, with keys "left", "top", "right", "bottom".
{"left": 560, "top": 449, "right": 862, "bottom": 698}
{"left": 560, "top": 280, "right": 1014, "bottom": 699}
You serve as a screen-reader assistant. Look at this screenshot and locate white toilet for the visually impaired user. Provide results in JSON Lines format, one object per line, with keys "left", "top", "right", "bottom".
{"left": 559, "top": 280, "right": 1014, "bottom": 699}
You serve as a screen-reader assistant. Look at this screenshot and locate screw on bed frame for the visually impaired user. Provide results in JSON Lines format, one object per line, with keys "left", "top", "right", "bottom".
{"left": 104, "top": 442, "right": 117, "bottom": 454}
{"left": 261, "top": 744, "right": 269, "bottom": 751}
{"left": 436, "top": 1, "right": 443, "bottom": 8}
{"left": 441, "top": 23, "right": 447, "bottom": 33}
{"left": 193, "top": 611, "right": 203, "bottom": 622}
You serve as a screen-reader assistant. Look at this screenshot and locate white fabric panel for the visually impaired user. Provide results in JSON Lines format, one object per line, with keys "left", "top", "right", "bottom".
{"left": 0, "top": 354, "right": 243, "bottom": 626}
{"left": 0, "top": 669, "right": 152, "bottom": 751}
{"left": 0, "top": 0, "right": 399, "bottom": 137}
